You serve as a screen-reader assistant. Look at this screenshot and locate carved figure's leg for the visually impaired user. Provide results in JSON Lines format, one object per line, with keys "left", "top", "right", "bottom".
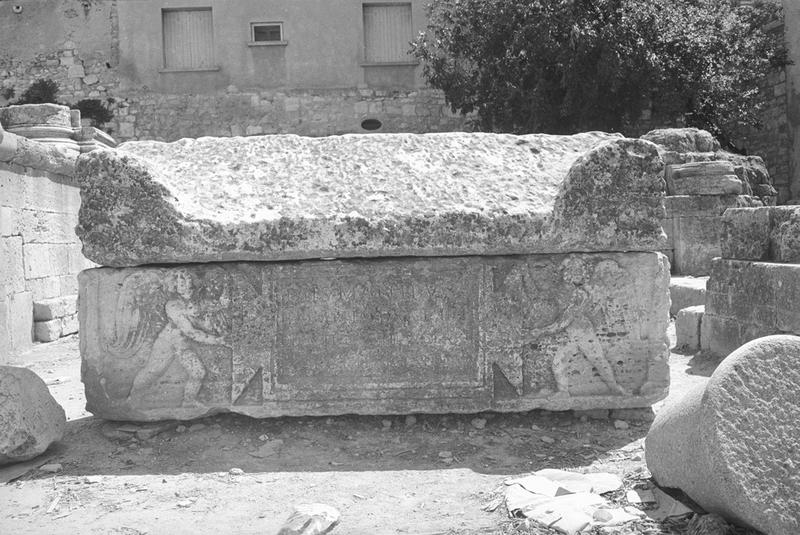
{"left": 551, "top": 342, "right": 573, "bottom": 398}
{"left": 576, "top": 336, "right": 629, "bottom": 395}
{"left": 128, "top": 335, "right": 175, "bottom": 402}
{"left": 177, "top": 348, "right": 207, "bottom": 407}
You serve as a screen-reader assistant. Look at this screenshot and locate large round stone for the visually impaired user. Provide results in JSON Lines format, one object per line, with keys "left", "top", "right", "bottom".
{"left": 0, "top": 366, "right": 66, "bottom": 465}
{"left": 645, "top": 335, "right": 800, "bottom": 535}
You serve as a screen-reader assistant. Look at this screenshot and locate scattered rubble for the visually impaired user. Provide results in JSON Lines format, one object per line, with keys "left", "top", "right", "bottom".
{"left": 277, "top": 503, "right": 340, "bottom": 535}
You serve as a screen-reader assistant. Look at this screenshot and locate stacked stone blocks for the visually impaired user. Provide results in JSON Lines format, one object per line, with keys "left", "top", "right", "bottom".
{"left": 643, "top": 128, "right": 773, "bottom": 276}
{"left": 697, "top": 203, "right": 800, "bottom": 357}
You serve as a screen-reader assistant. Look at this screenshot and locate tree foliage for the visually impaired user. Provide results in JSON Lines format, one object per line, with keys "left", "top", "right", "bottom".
{"left": 15, "top": 78, "right": 60, "bottom": 105}
{"left": 411, "top": 0, "right": 788, "bottom": 143}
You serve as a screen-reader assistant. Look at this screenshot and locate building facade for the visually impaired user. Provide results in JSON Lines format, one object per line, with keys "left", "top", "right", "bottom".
{"left": 0, "top": 0, "right": 468, "bottom": 142}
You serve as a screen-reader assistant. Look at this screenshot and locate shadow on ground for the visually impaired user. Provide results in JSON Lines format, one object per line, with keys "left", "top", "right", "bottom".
{"left": 18, "top": 409, "right": 649, "bottom": 479}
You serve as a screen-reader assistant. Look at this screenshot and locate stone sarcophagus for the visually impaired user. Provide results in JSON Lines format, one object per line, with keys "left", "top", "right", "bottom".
{"left": 76, "top": 133, "right": 671, "bottom": 421}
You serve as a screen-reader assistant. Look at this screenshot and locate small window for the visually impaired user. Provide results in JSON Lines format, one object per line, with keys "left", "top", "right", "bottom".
{"left": 162, "top": 8, "right": 216, "bottom": 71}
{"left": 250, "top": 22, "right": 285, "bottom": 45}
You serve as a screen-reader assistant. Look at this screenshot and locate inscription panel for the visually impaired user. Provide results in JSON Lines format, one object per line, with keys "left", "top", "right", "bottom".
{"left": 271, "top": 261, "right": 482, "bottom": 396}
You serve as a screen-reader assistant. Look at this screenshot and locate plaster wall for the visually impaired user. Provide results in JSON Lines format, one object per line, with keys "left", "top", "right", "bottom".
{"left": 117, "top": 0, "right": 428, "bottom": 93}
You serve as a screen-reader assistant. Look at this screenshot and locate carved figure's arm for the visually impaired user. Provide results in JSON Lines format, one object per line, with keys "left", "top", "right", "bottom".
{"left": 166, "top": 301, "right": 227, "bottom": 346}
{"left": 529, "top": 289, "right": 587, "bottom": 337}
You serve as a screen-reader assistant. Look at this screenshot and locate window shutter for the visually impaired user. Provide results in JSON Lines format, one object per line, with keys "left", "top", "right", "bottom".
{"left": 363, "top": 4, "right": 413, "bottom": 63}
{"left": 163, "top": 9, "right": 214, "bottom": 69}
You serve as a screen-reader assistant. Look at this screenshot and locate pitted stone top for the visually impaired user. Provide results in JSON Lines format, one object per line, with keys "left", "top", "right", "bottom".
{"left": 119, "top": 132, "right": 610, "bottom": 224}
{"left": 76, "top": 132, "right": 666, "bottom": 266}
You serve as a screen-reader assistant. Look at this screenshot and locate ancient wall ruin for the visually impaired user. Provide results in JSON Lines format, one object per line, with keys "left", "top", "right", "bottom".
{"left": 0, "top": 105, "right": 111, "bottom": 359}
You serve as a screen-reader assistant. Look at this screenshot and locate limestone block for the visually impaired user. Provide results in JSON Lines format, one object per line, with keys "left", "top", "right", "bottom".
{"left": 61, "top": 313, "right": 78, "bottom": 336}
{"left": 666, "top": 161, "right": 739, "bottom": 196}
{"left": 672, "top": 215, "right": 721, "bottom": 275}
{"left": 668, "top": 276, "right": 707, "bottom": 317}
{"left": 75, "top": 133, "right": 666, "bottom": 267}
{"left": 79, "top": 252, "right": 670, "bottom": 421}
{"left": 705, "top": 259, "right": 776, "bottom": 326}
{"left": 699, "top": 314, "right": 743, "bottom": 358}
{"left": 675, "top": 305, "right": 703, "bottom": 352}
{"left": 0, "top": 104, "right": 72, "bottom": 129}
{"left": 670, "top": 174, "right": 742, "bottom": 196}
{"left": 722, "top": 205, "right": 800, "bottom": 263}
{"left": 0, "top": 292, "right": 33, "bottom": 359}
{"left": 0, "top": 366, "right": 65, "bottom": 465}
{"left": 0, "top": 205, "right": 21, "bottom": 237}
{"left": 23, "top": 242, "right": 70, "bottom": 280}
{"left": 33, "top": 294, "right": 78, "bottom": 321}
{"left": 720, "top": 206, "right": 772, "bottom": 261}
{"left": 0, "top": 130, "right": 77, "bottom": 176}
{"left": 34, "top": 319, "right": 62, "bottom": 342}
{"left": 0, "top": 236, "right": 25, "bottom": 293}
{"left": 664, "top": 195, "right": 760, "bottom": 219}
{"left": 19, "top": 209, "right": 77, "bottom": 244}
{"left": 641, "top": 128, "right": 720, "bottom": 153}
{"left": 646, "top": 335, "right": 800, "bottom": 535}
{"left": 25, "top": 276, "right": 62, "bottom": 302}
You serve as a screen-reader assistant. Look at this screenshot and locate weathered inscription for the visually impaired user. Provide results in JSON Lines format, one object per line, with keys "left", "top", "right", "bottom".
{"left": 80, "top": 253, "right": 670, "bottom": 420}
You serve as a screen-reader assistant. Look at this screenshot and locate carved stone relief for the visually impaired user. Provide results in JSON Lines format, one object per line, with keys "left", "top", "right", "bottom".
{"left": 79, "top": 252, "right": 670, "bottom": 420}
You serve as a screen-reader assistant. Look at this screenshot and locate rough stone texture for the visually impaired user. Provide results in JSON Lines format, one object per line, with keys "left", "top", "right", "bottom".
{"left": 666, "top": 161, "right": 742, "bottom": 196}
{"left": 700, "top": 258, "right": 800, "bottom": 357}
{"left": 0, "top": 104, "right": 73, "bottom": 129}
{"left": 675, "top": 305, "right": 704, "bottom": 352}
{"left": 670, "top": 174, "right": 742, "bottom": 197}
{"left": 646, "top": 335, "right": 800, "bottom": 535}
{"left": 663, "top": 195, "right": 762, "bottom": 276}
{"left": 79, "top": 252, "right": 670, "bottom": 421}
{"left": 1, "top": 120, "right": 98, "bottom": 357}
{"left": 33, "top": 294, "right": 78, "bottom": 321}
{"left": 641, "top": 128, "right": 720, "bottom": 154}
{"left": 669, "top": 276, "right": 707, "bottom": 317}
{"left": 722, "top": 205, "right": 800, "bottom": 263}
{"left": 278, "top": 503, "right": 341, "bottom": 535}
{"left": 0, "top": 292, "right": 33, "bottom": 360}
{"left": 75, "top": 133, "right": 667, "bottom": 267}
{"left": 0, "top": 365, "right": 65, "bottom": 465}
{"left": 34, "top": 319, "right": 62, "bottom": 342}
{"left": 644, "top": 129, "right": 769, "bottom": 276}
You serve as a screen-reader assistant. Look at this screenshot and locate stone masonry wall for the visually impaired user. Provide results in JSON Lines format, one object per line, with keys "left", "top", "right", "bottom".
{"left": 0, "top": 160, "right": 93, "bottom": 359}
{"left": 117, "top": 88, "right": 467, "bottom": 141}
{"left": 727, "top": 55, "right": 791, "bottom": 202}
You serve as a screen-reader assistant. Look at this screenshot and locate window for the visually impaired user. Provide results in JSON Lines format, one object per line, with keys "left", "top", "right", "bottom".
{"left": 162, "top": 8, "right": 215, "bottom": 71}
{"left": 250, "top": 22, "right": 284, "bottom": 44}
{"left": 362, "top": 3, "right": 413, "bottom": 64}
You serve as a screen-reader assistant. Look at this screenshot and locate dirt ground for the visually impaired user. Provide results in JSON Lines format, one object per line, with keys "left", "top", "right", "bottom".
{"left": 0, "top": 323, "right": 723, "bottom": 535}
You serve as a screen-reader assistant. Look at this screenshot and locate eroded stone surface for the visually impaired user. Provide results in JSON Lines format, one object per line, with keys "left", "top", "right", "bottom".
{"left": 701, "top": 257, "right": 800, "bottom": 357}
{"left": 0, "top": 104, "right": 72, "bottom": 129}
{"left": 641, "top": 128, "right": 720, "bottom": 154}
{"left": 666, "top": 161, "right": 743, "bottom": 196}
{"left": 668, "top": 276, "right": 707, "bottom": 317}
{"left": 646, "top": 335, "right": 800, "bottom": 535}
{"left": 722, "top": 205, "right": 800, "bottom": 262}
{"left": 75, "top": 133, "right": 667, "bottom": 266}
{"left": 79, "top": 252, "right": 670, "bottom": 421}
{"left": 0, "top": 366, "right": 65, "bottom": 465}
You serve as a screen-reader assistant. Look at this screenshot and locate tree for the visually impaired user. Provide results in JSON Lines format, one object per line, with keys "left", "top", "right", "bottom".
{"left": 411, "top": 0, "right": 788, "bottom": 144}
